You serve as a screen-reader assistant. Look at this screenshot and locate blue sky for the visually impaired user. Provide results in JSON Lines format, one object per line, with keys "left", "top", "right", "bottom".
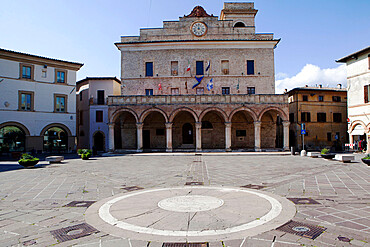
{"left": 0, "top": 0, "right": 369, "bottom": 92}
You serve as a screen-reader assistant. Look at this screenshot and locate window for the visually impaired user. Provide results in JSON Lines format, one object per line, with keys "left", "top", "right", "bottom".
{"left": 156, "top": 129, "right": 165, "bottom": 135}
{"left": 222, "top": 87, "right": 230, "bottom": 95}
{"left": 221, "top": 60, "right": 229, "bottom": 75}
{"left": 301, "top": 112, "right": 311, "bottom": 122}
{"left": 54, "top": 94, "right": 67, "bottom": 112}
{"left": 196, "top": 87, "right": 204, "bottom": 94}
{"left": 171, "top": 61, "right": 178, "bottom": 76}
{"left": 145, "top": 89, "right": 153, "bottom": 96}
{"left": 202, "top": 121, "right": 213, "bottom": 129}
{"left": 97, "top": 90, "right": 105, "bottom": 105}
{"left": 364, "top": 84, "right": 370, "bottom": 103}
{"left": 317, "top": 112, "right": 326, "bottom": 122}
{"left": 327, "top": 132, "right": 332, "bottom": 141}
{"left": 145, "top": 62, "right": 153, "bottom": 77}
{"left": 55, "top": 70, "right": 66, "bottom": 83}
{"left": 79, "top": 91, "right": 83, "bottom": 101}
{"left": 96, "top": 110, "right": 103, "bottom": 123}
{"left": 318, "top": 95, "right": 324, "bottom": 102}
{"left": 289, "top": 113, "right": 294, "bottom": 123}
{"left": 302, "top": 95, "right": 308, "bottom": 101}
{"left": 20, "top": 64, "right": 33, "bottom": 79}
{"left": 247, "top": 87, "right": 255, "bottom": 94}
{"left": 18, "top": 91, "right": 34, "bottom": 111}
{"left": 333, "top": 113, "right": 342, "bottom": 123}
{"left": 234, "top": 22, "right": 246, "bottom": 27}
{"left": 171, "top": 88, "right": 179, "bottom": 95}
{"left": 236, "top": 130, "right": 246, "bottom": 137}
{"left": 79, "top": 110, "right": 83, "bottom": 125}
{"left": 42, "top": 70, "right": 47, "bottom": 78}
{"left": 332, "top": 96, "right": 341, "bottom": 102}
{"left": 247, "top": 60, "right": 254, "bottom": 75}
{"left": 335, "top": 132, "right": 340, "bottom": 141}
{"left": 196, "top": 61, "right": 204, "bottom": 75}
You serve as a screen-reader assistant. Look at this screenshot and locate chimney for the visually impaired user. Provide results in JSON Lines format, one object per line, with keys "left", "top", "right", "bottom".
{"left": 337, "top": 83, "right": 342, "bottom": 89}
{"left": 319, "top": 84, "right": 322, "bottom": 88}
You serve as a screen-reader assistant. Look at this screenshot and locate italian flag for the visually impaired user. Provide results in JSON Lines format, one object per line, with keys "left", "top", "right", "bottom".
{"left": 186, "top": 63, "right": 191, "bottom": 72}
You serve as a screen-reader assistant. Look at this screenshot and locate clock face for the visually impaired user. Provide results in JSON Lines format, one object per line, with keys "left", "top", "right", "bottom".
{"left": 191, "top": 22, "right": 207, "bottom": 37}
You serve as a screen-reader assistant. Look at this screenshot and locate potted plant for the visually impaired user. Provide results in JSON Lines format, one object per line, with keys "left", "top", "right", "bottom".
{"left": 321, "top": 148, "right": 335, "bottom": 159}
{"left": 18, "top": 153, "right": 39, "bottom": 167}
{"left": 361, "top": 154, "right": 370, "bottom": 165}
{"left": 77, "top": 149, "right": 92, "bottom": 160}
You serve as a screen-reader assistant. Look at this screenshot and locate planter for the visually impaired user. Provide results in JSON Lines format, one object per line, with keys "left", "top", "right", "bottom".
{"left": 18, "top": 160, "right": 39, "bottom": 167}
{"left": 361, "top": 159, "right": 370, "bottom": 165}
{"left": 321, "top": 153, "right": 335, "bottom": 159}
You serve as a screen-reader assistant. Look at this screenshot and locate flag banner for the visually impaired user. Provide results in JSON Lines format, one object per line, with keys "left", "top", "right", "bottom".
{"left": 158, "top": 83, "right": 162, "bottom": 90}
{"left": 185, "top": 81, "right": 188, "bottom": 89}
{"left": 207, "top": 78, "right": 214, "bottom": 91}
{"left": 205, "top": 61, "right": 210, "bottom": 72}
{"left": 192, "top": 76, "right": 204, "bottom": 89}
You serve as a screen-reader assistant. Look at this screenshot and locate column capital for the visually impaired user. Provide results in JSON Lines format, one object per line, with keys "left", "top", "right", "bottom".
{"left": 108, "top": 122, "right": 115, "bottom": 127}
{"left": 283, "top": 121, "right": 290, "bottom": 127}
{"left": 224, "top": 122, "right": 232, "bottom": 128}
{"left": 195, "top": 122, "right": 202, "bottom": 128}
{"left": 165, "top": 122, "right": 173, "bottom": 128}
{"left": 136, "top": 122, "right": 143, "bottom": 128}
{"left": 254, "top": 121, "right": 261, "bottom": 126}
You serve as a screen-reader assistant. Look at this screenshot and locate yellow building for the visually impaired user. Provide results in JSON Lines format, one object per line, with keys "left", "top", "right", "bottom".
{"left": 288, "top": 85, "right": 348, "bottom": 151}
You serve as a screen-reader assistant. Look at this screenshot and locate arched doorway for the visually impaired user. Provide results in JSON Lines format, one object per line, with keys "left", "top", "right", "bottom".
{"left": 260, "top": 110, "right": 283, "bottom": 149}
{"left": 0, "top": 125, "right": 26, "bottom": 152}
{"left": 231, "top": 111, "right": 255, "bottom": 150}
{"left": 114, "top": 111, "right": 137, "bottom": 150}
{"left": 43, "top": 127, "right": 68, "bottom": 153}
{"left": 201, "top": 110, "right": 226, "bottom": 149}
{"left": 142, "top": 111, "right": 166, "bottom": 150}
{"left": 172, "top": 110, "right": 196, "bottom": 149}
{"left": 182, "top": 123, "right": 194, "bottom": 144}
{"left": 93, "top": 132, "right": 105, "bottom": 151}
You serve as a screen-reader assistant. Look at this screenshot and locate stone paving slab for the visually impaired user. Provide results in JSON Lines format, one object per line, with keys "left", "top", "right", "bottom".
{"left": 0, "top": 153, "right": 368, "bottom": 246}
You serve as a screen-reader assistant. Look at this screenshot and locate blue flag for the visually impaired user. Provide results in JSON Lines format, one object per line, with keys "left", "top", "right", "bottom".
{"left": 192, "top": 76, "right": 204, "bottom": 89}
{"left": 207, "top": 78, "right": 213, "bottom": 91}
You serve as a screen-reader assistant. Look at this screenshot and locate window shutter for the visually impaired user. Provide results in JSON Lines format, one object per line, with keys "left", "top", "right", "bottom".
{"left": 365, "top": 85, "right": 369, "bottom": 103}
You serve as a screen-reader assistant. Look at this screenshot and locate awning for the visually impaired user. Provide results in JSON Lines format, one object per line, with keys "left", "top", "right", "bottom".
{"left": 351, "top": 124, "right": 365, "bottom": 135}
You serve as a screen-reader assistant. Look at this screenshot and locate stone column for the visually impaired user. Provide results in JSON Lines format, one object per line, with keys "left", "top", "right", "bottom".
{"left": 195, "top": 122, "right": 202, "bottom": 152}
{"left": 225, "top": 122, "right": 232, "bottom": 151}
{"left": 136, "top": 122, "right": 143, "bottom": 152}
{"left": 108, "top": 123, "right": 115, "bottom": 152}
{"left": 367, "top": 132, "right": 370, "bottom": 154}
{"left": 349, "top": 134, "right": 354, "bottom": 150}
{"left": 254, "top": 121, "right": 261, "bottom": 151}
{"left": 165, "top": 122, "right": 173, "bottom": 152}
{"left": 283, "top": 121, "right": 290, "bottom": 151}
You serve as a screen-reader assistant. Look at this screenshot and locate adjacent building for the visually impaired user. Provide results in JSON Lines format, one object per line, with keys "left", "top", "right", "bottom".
{"left": 288, "top": 85, "right": 348, "bottom": 151}
{"left": 76, "top": 77, "right": 121, "bottom": 152}
{"left": 0, "top": 48, "right": 83, "bottom": 154}
{"left": 108, "top": 3, "right": 290, "bottom": 152}
{"left": 337, "top": 47, "right": 370, "bottom": 153}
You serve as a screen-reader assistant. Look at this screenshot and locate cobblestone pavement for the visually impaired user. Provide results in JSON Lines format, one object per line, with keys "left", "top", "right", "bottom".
{"left": 0, "top": 153, "right": 369, "bottom": 246}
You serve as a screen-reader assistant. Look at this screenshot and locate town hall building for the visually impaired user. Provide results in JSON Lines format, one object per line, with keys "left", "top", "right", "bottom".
{"left": 108, "top": 3, "right": 289, "bottom": 152}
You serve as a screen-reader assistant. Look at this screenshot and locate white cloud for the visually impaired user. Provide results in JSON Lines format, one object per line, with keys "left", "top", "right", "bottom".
{"left": 275, "top": 64, "right": 347, "bottom": 93}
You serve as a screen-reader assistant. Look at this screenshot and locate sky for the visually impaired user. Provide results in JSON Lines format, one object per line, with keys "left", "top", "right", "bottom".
{"left": 1, "top": 0, "right": 369, "bottom": 93}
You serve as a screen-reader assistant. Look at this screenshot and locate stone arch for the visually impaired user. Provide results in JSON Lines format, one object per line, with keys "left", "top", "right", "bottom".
{"left": 40, "top": 123, "right": 72, "bottom": 136}
{"left": 349, "top": 120, "right": 367, "bottom": 133}
{"left": 0, "top": 121, "right": 30, "bottom": 136}
{"left": 234, "top": 21, "right": 246, "bottom": 27}
{"left": 169, "top": 107, "right": 199, "bottom": 123}
{"left": 258, "top": 107, "right": 288, "bottom": 122}
{"left": 111, "top": 108, "right": 139, "bottom": 123}
{"left": 140, "top": 107, "right": 168, "bottom": 123}
{"left": 199, "top": 107, "right": 228, "bottom": 122}
{"left": 229, "top": 107, "right": 258, "bottom": 122}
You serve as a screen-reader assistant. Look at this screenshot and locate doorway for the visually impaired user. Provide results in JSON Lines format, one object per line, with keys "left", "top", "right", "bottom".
{"left": 93, "top": 132, "right": 105, "bottom": 151}
{"left": 182, "top": 123, "right": 193, "bottom": 144}
{"left": 143, "top": 130, "right": 150, "bottom": 149}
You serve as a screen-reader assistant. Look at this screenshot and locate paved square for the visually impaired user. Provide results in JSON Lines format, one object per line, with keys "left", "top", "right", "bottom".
{"left": 0, "top": 153, "right": 369, "bottom": 246}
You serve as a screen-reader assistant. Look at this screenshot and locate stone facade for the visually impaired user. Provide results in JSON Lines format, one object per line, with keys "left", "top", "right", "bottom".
{"left": 109, "top": 3, "right": 289, "bottom": 152}
{"left": 288, "top": 86, "right": 348, "bottom": 151}
{"left": 337, "top": 47, "right": 370, "bottom": 153}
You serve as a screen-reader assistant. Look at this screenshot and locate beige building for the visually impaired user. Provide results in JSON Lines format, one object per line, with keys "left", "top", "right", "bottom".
{"left": 337, "top": 47, "right": 370, "bottom": 153}
{"left": 288, "top": 86, "right": 348, "bottom": 151}
{"left": 108, "top": 3, "right": 289, "bottom": 152}
{"left": 76, "top": 77, "right": 121, "bottom": 151}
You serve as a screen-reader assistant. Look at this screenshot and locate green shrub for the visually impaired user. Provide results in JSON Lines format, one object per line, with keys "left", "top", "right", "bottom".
{"left": 363, "top": 154, "right": 370, "bottom": 160}
{"left": 320, "top": 148, "right": 330, "bottom": 155}
{"left": 78, "top": 149, "right": 92, "bottom": 159}
{"left": 18, "top": 153, "right": 39, "bottom": 166}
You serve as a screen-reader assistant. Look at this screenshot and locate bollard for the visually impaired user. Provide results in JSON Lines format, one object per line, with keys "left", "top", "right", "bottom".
{"left": 291, "top": 147, "right": 294, "bottom": 155}
{"left": 300, "top": 150, "right": 307, "bottom": 156}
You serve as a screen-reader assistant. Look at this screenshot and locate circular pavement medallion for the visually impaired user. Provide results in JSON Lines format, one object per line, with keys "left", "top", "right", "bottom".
{"left": 85, "top": 186, "right": 296, "bottom": 242}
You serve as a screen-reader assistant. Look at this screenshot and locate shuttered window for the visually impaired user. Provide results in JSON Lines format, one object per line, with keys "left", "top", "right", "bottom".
{"left": 365, "top": 85, "right": 369, "bottom": 103}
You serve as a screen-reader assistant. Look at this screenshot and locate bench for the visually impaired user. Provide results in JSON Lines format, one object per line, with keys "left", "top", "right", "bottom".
{"left": 45, "top": 156, "right": 64, "bottom": 164}
{"left": 307, "top": 152, "right": 320, "bottom": 158}
{"left": 334, "top": 154, "right": 355, "bottom": 163}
